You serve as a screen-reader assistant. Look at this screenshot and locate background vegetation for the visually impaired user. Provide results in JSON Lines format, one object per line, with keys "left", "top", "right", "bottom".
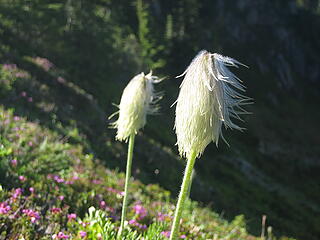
{"left": 0, "top": 0, "right": 319, "bottom": 239}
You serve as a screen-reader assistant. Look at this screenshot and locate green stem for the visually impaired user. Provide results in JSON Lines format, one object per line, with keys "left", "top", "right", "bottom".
{"left": 170, "top": 151, "right": 197, "bottom": 240}
{"left": 186, "top": 169, "right": 195, "bottom": 199}
{"left": 118, "top": 134, "right": 135, "bottom": 238}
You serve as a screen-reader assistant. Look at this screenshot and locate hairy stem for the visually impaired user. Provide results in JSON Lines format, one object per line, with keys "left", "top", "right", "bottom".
{"left": 118, "top": 134, "right": 135, "bottom": 238}
{"left": 170, "top": 151, "right": 197, "bottom": 240}
{"left": 186, "top": 169, "right": 195, "bottom": 198}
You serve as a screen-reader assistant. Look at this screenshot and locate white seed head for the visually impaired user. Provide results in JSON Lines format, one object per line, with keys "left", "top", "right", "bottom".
{"left": 110, "top": 71, "right": 161, "bottom": 142}
{"left": 174, "top": 50, "right": 251, "bottom": 158}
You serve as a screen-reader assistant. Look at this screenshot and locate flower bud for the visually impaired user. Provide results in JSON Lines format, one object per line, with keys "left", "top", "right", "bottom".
{"left": 110, "top": 71, "right": 161, "bottom": 141}
{"left": 175, "top": 50, "right": 251, "bottom": 158}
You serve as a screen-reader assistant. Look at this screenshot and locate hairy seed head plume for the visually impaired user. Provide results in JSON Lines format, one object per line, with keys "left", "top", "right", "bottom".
{"left": 110, "top": 71, "right": 162, "bottom": 142}
{"left": 174, "top": 50, "right": 251, "bottom": 158}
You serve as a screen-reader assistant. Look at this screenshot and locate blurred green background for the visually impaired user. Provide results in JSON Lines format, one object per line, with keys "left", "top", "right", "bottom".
{"left": 0, "top": 0, "right": 319, "bottom": 239}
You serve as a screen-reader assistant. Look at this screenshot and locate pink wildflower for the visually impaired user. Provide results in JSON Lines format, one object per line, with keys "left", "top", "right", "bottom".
{"left": 22, "top": 209, "right": 40, "bottom": 223}
{"left": 58, "top": 195, "right": 64, "bottom": 201}
{"left": 129, "top": 219, "right": 137, "bottom": 225}
{"left": 12, "top": 188, "right": 22, "bottom": 199}
{"left": 157, "top": 212, "right": 170, "bottom": 221}
{"left": 29, "top": 187, "right": 35, "bottom": 193}
{"left": 65, "top": 180, "right": 74, "bottom": 184}
{"left": 67, "top": 213, "right": 77, "bottom": 221}
{"left": 139, "top": 224, "right": 147, "bottom": 230}
{"left": 180, "top": 235, "right": 186, "bottom": 239}
{"left": 92, "top": 179, "right": 102, "bottom": 184}
{"left": 79, "top": 231, "right": 87, "bottom": 238}
{"left": 10, "top": 159, "right": 18, "bottom": 167}
{"left": 19, "top": 175, "right": 26, "bottom": 182}
{"left": 53, "top": 175, "right": 64, "bottom": 183}
{"left": 3, "top": 63, "right": 17, "bottom": 71}
{"left": 34, "top": 57, "right": 54, "bottom": 71}
{"left": 128, "top": 219, "right": 147, "bottom": 230}
{"left": 100, "top": 201, "right": 106, "bottom": 208}
{"left": 0, "top": 202, "right": 11, "bottom": 214}
{"left": 72, "top": 175, "right": 79, "bottom": 180}
{"left": 21, "top": 91, "right": 27, "bottom": 97}
{"left": 53, "top": 232, "right": 69, "bottom": 239}
{"left": 82, "top": 222, "right": 89, "bottom": 227}
{"left": 161, "top": 231, "right": 171, "bottom": 238}
{"left": 15, "top": 72, "right": 29, "bottom": 78}
{"left": 50, "top": 207, "right": 62, "bottom": 214}
{"left": 133, "top": 204, "right": 147, "bottom": 218}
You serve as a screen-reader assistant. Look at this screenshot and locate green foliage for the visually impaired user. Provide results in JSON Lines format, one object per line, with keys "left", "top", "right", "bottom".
{"left": 0, "top": 107, "right": 286, "bottom": 239}
{"left": 0, "top": 107, "right": 72, "bottom": 184}
{"left": 136, "top": 0, "right": 165, "bottom": 70}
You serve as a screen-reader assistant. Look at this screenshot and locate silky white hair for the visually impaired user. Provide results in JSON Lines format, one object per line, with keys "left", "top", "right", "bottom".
{"left": 174, "top": 50, "right": 251, "bottom": 158}
{"left": 110, "top": 71, "right": 161, "bottom": 142}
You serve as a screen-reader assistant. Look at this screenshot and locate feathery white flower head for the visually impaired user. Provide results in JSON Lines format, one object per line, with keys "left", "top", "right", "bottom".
{"left": 110, "top": 71, "right": 161, "bottom": 142}
{"left": 174, "top": 50, "right": 251, "bottom": 158}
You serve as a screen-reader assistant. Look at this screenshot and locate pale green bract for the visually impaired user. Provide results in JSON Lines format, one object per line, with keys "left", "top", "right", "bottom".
{"left": 110, "top": 71, "right": 161, "bottom": 142}
{"left": 174, "top": 50, "right": 251, "bottom": 158}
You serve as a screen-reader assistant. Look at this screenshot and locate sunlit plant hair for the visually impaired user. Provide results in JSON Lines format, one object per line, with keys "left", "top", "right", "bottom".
{"left": 109, "top": 71, "right": 162, "bottom": 238}
{"left": 170, "top": 50, "right": 251, "bottom": 240}
{"left": 174, "top": 50, "right": 251, "bottom": 158}
{"left": 110, "top": 71, "right": 161, "bottom": 142}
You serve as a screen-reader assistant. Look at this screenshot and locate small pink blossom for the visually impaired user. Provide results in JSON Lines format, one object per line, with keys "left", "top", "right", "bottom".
{"left": 29, "top": 187, "right": 35, "bottom": 193}
{"left": 10, "top": 159, "right": 18, "bottom": 167}
{"left": 128, "top": 219, "right": 137, "bottom": 225}
{"left": 72, "top": 175, "right": 79, "bottom": 180}
{"left": 106, "top": 187, "right": 118, "bottom": 194}
{"left": 157, "top": 212, "right": 171, "bottom": 221}
{"left": 139, "top": 224, "right": 147, "bottom": 230}
{"left": 92, "top": 179, "right": 102, "bottom": 184}
{"left": 100, "top": 201, "right": 106, "bottom": 208}
{"left": 67, "top": 213, "right": 77, "bottom": 221}
{"left": 15, "top": 72, "right": 29, "bottom": 78}
{"left": 27, "top": 97, "right": 33, "bottom": 102}
{"left": 19, "top": 175, "right": 26, "bottom": 182}
{"left": 28, "top": 141, "right": 33, "bottom": 146}
{"left": 22, "top": 209, "right": 40, "bottom": 223}
{"left": 105, "top": 206, "right": 115, "bottom": 213}
{"left": 79, "top": 231, "right": 87, "bottom": 238}
{"left": 50, "top": 207, "right": 62, "bottom": 214}
{"left": 3, "top": 63, "right": 17, "bottom": 71}
{"left": 12, "top": 188, "right": 22, "bottom": 199}
{"left": 58, "top": 195, "right": 64, "bottom": 201}
{"left": 161, "top": 231, "right": 171, "bottom": 238}
{"left": 52, "top": 232, "right": 69, "bottom": 239}
{"left": 81, "top": 222, "right": 89, "bottom": 227}
{"left": 0, "top": 202, "right": 11, "bottom": 214}
{"left": 53, "top": 175, "right": 64, "bottom": 183}
{"left": 128, "top": 219, "right": 147, "bottom": 230}
{"left": 180, "top": 235, "right": 187, "bottom": 239}
{"left": 133, "top": 204, "right": 147, "bottom": 218}
{"left": 21, "top": 91, "right": 27, "bottom": 97}
{"left": 34, "top": 57, "right": 54, "bottom": 71}
{"left": 13, "top": 116, "right": 20, "bottom": 121}
{"left": 65, "top": 180, "right": 74, "bottom": 184}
